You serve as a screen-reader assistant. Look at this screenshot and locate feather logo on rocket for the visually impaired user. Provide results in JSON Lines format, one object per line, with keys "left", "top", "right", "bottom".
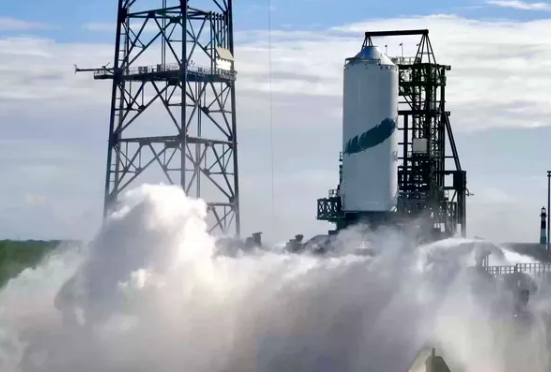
{"left": 343, "top": 117, "right": 397, "bottom": 155}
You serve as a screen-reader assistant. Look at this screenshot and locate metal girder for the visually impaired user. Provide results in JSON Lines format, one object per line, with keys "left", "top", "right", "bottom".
{"left": 77, "top": 0, "right": 240, "bottom": 236}
{"left": 363, "top": 29, "right": 429, "bottom": 46}
{"left": 391, "top": 31, "right": 467, "bottom": 238}
{"left": 316, "top": 197, "right": 342, "bottom": 223}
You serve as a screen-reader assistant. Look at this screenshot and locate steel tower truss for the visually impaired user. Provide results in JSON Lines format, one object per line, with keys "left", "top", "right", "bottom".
{"left": 76, "top": 0, "right": 240, "bottom": 235}
{"left": 317, "top": 29, "right": 467, "bottom": 239}
{"left": 383, "top": 29, "right": 466, "bottom": 238}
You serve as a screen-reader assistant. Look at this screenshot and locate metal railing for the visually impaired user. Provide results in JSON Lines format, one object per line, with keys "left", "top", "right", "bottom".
{"left": 93, "top": 63, "right": 237, "bottom": 80}
{"left": 390, "top": 56, "right": 420, "bottom": 65}
{"left": 483, "top": 263, "right": 551, "bottom": 276}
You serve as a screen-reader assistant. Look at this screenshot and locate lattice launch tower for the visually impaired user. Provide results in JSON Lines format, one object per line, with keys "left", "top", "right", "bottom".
{"left": 76, "top": 0, "right": 240, "bottom": 236}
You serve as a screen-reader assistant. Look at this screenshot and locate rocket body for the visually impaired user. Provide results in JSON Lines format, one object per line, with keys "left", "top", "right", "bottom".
{"left": 340, "top": 46, "right": 399, "bottom": 212}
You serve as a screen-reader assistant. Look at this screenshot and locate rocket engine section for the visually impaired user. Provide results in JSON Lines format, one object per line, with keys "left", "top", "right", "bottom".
{"left": 340, "top": 46, "right": 399, "bottom": 213}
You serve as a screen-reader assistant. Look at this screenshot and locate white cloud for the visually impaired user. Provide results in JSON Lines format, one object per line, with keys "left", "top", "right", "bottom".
{"left": 0, "top": 17, "right": 53, "bottom": 31}
{"left": 7, "top": 15, "right": 551, "bottom": 131}
{"left": 2, "top": 14, "right": 551, "bottom": 242}
{"left": 467, "top": 186, "right": 542, "bottom": 243}
{"left": 486, "top": 1, "right": 551, "bottom": 10}
{"left": 82, "top": 22, "right": 116, "bottom": 32}
{"left": 25, "top": 194, "right": 49, "bottom": 206}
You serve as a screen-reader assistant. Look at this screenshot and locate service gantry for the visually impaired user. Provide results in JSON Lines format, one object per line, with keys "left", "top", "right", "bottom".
{"left": 76, "top": 0, "right": 240, "bottom": 236}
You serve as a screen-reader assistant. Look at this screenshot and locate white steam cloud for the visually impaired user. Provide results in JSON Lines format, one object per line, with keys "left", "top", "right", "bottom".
{"left": 0, "top": 184, "right": 549, "bottom": 372}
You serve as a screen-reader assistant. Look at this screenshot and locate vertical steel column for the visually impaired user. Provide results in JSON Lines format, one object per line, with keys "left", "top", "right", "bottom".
{"left": 103, "top": 0, "right": 125, "bottom": 217}
{"left": 547, "top": 171, "right": 550, "bottom": 250}
{"left": 227, "top": 0, "right": 240, "bottom": 236}
{"left": 180, "top": 0, "right": 187, "bottom": 191}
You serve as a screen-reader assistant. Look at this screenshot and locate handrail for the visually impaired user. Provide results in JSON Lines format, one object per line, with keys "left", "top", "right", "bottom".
{"left": 390, "top": 56, "right": 421, "bottom": 65}
{"left": 482, "top": 263, "right": 551, "bottom": 275}
{"left": 93, "top": 63, "right": 237, "bottom": 79}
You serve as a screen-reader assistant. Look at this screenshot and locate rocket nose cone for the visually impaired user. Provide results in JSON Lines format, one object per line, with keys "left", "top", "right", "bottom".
{"left": 354, "top": 46, "right": 383, "bottom": 59}
{"left": 353, "top": 46, "right": 395, "bottom": 65}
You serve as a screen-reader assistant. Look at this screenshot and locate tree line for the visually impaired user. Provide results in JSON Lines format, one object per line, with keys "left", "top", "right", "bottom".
{"left": 0, "top": 240, "right": 60, "bottom": 288}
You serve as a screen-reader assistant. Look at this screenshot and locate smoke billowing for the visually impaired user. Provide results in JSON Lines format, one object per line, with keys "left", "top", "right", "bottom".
{"left": 0, "top": 184, "right": 549, "bottom": 372}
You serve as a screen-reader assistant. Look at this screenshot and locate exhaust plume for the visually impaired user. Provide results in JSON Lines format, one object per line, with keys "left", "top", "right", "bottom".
{"left": 0, "top": 184, "right": 548, "bottom": 372}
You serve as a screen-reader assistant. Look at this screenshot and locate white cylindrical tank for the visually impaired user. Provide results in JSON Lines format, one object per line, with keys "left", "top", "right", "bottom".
{"left": 340, "top": 45, "right": 399, "bottom": 212}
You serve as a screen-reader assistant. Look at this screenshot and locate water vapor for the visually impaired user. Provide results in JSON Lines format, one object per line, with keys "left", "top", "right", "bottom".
{"left": 0, "top": 184, "right": 549, "bottom": 372}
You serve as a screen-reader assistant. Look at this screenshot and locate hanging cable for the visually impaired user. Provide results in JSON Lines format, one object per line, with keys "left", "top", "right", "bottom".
{"left": 267, "top": 0, "right": 275, "bottom": 223}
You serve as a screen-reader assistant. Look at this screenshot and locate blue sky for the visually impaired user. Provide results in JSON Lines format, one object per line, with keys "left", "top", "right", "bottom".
{"left": 1, "top": 0, "right": 551, "bottom": 242}
{"left": 2, "top": 0, "right": 551, "bottom": 43}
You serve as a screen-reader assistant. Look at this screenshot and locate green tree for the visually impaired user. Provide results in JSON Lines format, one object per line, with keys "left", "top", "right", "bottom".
{"left": 0, "top": 240, "right": 59, "bottom": 287}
